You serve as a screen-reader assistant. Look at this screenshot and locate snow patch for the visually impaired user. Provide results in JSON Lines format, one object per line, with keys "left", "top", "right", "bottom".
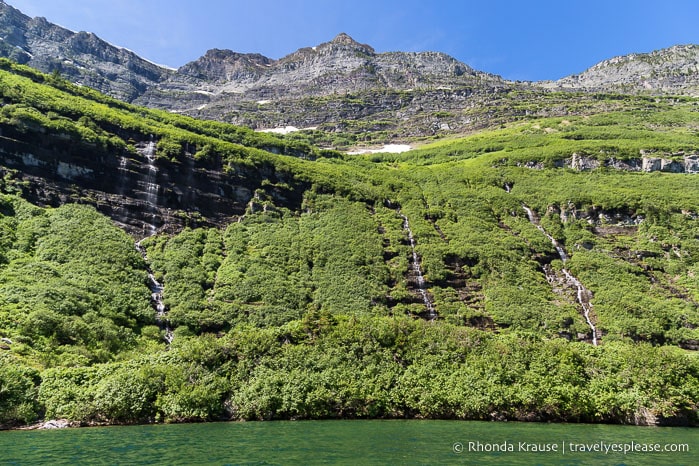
{"left": 258, "top": 126, "right": 317, "bottom": 134}
{"left": 347, "top": 144, "right": 412, "bottom": 154}
{"left": 259, "top": 126, "right": 299, "bottom": 134}
{"left": 0, "top": 38, "right": 34, "bottom": 58}
{"left": 257, "top": 100, "right": 271, "bottom": 105}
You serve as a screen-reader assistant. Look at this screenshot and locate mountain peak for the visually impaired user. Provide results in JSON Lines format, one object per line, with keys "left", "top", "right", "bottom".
{"left": 331, "top": 32, "right": 357, "bottom": 45}
{"left": 324, "top": 32, "right": 375, "bottom": 54}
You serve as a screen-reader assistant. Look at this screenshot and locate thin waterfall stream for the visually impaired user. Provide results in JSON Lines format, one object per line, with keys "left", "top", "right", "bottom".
{"left": 136, "top": 239, "right": 173, "bottom": 344}
{"left": 399, "top": 211, "right": 437, "bottom": 320}
{"left": 140, "top": 141, "right": 159, "bottom": 236}
{"left": 133, "top": 139, "right": 172, "bottom": 343}
{"left": 521, "top": 205, "right": 598, "bottom": 346}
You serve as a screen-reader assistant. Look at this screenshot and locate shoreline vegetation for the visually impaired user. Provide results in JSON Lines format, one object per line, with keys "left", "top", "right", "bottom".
{"left": 0, "top": 62, "right": 698, "bottom": 431}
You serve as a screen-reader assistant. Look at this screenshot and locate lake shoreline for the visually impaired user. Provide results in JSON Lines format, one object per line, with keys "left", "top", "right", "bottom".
{"left": 6, "top": 411, "right": 696, "bottom": 432}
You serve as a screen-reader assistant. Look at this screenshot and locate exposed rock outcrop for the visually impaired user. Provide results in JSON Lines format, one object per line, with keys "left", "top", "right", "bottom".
{"left": 549, "top": 44, "right": 699, "bottom": 96}
{"left": 0, "top": 129, "right": 306, "bottom": 236}
{"left": 0, "top": 1, "right": 173, "bottom": 101}
{"left": 570, "top": 153, "right": 600, "bottom": 171}
{"left": 133, "top": 32, "right": 510, "bottom": 136}
{"left": 514, "top": 151, "right": 699, "bottom": 174}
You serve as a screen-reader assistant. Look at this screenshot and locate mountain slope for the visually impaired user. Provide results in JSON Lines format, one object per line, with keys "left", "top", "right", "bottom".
{"left": 0, "top": 0, "right": 172, "bottom": 101}
{"left": 552, "top": 44, "right": 699, "bottom": 95}
{"left": 0, "top": 2, "right": 698, "bottom": 430}
{"left": 0, "top": 0, "right": 518, "bottom": 140}
{"left": 5, "top": 0, "right": 699, "bottom": 144}
{"left": 1, "top": 62, "right": 699, "bottom": 428}
{"left": 133, "top": 32, "right": 514, "bottom": 139}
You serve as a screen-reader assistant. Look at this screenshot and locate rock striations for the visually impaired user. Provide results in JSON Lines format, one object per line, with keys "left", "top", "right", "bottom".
{"left": 550, "top": 44, "right": 699, "bottom": 96}
{"left": 132, "top": 32, "right": 507, "bottom": 132}
{"left": 0, "top": 0, "right": 173, "bottom": 101}
{"left": 3, "top": 1, "right": 699, "bottom": 135}
{"left": 136, "top": 32, "right": 486, "bottom": 105}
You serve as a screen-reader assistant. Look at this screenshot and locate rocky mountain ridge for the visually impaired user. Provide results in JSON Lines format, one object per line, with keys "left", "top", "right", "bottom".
{"left": 0, "top": 0, "right": 173, "bottom": 101}
{"left": 551, "top": 44, "right": 699, "bottom": 96}
{"left": 133, "top": 33, "right": 500, "bottom": 110}
{"left": 2, "top": 1, "right": 699, "bottom": 139}
{"left": 131, "top": 32, "right": 511, "bottom": 137}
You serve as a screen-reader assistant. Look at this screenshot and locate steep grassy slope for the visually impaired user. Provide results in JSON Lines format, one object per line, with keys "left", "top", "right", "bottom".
{"left": 1, "top": 63, "right": 698, "bottom": 428}
{"left": 0, "top": 58, "right": 352, "bottom": 234}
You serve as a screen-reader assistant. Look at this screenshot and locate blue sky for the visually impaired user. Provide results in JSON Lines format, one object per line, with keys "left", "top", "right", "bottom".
{"left": 6, "top": 0, "right": 699, "bottom": 81}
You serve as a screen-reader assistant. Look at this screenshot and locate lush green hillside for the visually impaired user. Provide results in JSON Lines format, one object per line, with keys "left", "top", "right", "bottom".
{"left": 1, "top": 62, "right": 698, "bottom": 428}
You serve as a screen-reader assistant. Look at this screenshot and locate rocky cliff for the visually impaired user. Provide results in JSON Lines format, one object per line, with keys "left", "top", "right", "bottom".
{"left": 0, "top": 0, "right": 173, "bottom": 101}
{"left": 132, "top": 33, "right": 511, "bottom": 136}
{"left": 550, "top": 44, "right": 699, "bottom": 96}
{"left": 0, "top": 127, "right": 305, "bottom": 237}
{"left": 3, "top": 1, "right": 699, "bottom": 141}
{"left": 512, "top": 151, "right": 699, "bottom": 173}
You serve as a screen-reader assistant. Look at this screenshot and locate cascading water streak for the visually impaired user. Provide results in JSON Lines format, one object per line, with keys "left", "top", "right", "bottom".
{"left": 563, "top": 270, "right": 598, "bottom": 346}
{"left": 400, "top": 212, "right": 437, "bottom": 319}
{"left": 140, "top": 141, "right": 159, "bottom": 236}
{"left": 143, "top": 141, "right": 158, "bottom": 201}
{"left": 136, "top": 239, "right": 173, "bottom": 344}
{"left": 521, "top": 204, "right": 598, "bottom": 346}
{"left": 522, "top": 206, "right": 569, "bottom": 261}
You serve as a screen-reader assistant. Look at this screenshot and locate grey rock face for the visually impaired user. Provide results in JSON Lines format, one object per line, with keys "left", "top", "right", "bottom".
{"left": 0, "top": 1, "right": 173, "bottom": 101}
{"left": 6, "top": 0, "right": 699, "bottom": 140}
{"left": 642, "top": 156, "right": 686, "bottom": 173}
{"left": 684, "top": 154, "right": 699, "bottom": 173}
{"left": 605, "top": 158, "right": 642, "bottom": 171}
{"left": 520, "top": 152, "right": 699, "bottom": 174}
{"left": 550, "top": 44, "right": 699, "bottom": 96}
{"left": 569, "top": 153, "right": 600, "bottom": 171}
{"left": 134, "top": 32, "right": 503, "bottom": 114}
{"left": 642, "top": 157, "right": 663, "bottom": 172}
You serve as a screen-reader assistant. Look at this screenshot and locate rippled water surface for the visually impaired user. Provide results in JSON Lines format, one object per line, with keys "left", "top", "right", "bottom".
{"left": 1, "top": 420, "right": 696, "bottom": 465}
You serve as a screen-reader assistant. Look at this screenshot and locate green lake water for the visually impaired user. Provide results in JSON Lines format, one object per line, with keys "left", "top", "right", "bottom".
{"left": 0, "top": 420, "right": 696, "bottom": 465}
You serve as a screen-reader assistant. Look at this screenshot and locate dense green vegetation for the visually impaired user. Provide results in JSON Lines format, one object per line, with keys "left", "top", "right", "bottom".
{"left": 1, "top": 61, "right": 699, "bottom": 428}
{"left": 0, "top": 58, "right": 336, "bottom": 164}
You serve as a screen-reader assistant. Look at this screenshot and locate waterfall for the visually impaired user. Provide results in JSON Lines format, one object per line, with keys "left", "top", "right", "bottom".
{"left": 562, "top": 270, "right": 598, "bottom": 346}
{"left": 139, "top": 141, "right": 159, "bottom": 236}
{"left": 521, "top": 204, "right": 598, "bottom": 345}
{"left": 400, "top": 212, "right": 437, "bottom": 319}
{"left": 135, "top": 240, "right": 173, "bottom": 344}
{"left": 115, "top": 153, "right": 131, "bottom": 200}
{"left": 522, "top": 206, "right": 569, "bottom": 261}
